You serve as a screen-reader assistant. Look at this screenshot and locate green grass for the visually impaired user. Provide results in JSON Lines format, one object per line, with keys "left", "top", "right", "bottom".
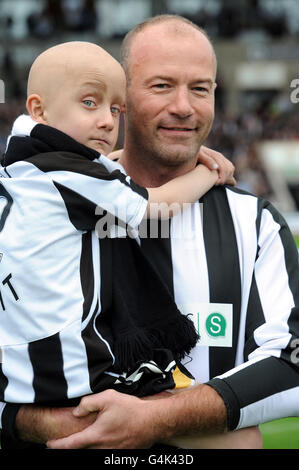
{"left": 261, "top": 418, "right": 299, "bottom": 449}
{"left": 294, "top": 235, "right": 299, "bottom": 248}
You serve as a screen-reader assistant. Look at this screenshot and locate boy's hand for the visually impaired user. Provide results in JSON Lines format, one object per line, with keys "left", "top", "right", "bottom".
{"left": 198, "top": 146, "right": 236, "bottom": 186}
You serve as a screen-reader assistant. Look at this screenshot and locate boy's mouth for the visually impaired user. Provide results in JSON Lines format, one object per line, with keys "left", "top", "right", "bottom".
{"left": 92, "top": 137, "right": 110, "bottom": 146}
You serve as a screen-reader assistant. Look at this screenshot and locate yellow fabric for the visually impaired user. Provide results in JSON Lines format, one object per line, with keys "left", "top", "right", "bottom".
{"left": 173, "top": 366, "right": 192, "bottom": 389}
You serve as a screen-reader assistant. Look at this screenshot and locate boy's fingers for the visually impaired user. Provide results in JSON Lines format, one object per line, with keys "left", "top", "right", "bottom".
{"left": 197, "top": 149, "right": 219, "bottom": 170}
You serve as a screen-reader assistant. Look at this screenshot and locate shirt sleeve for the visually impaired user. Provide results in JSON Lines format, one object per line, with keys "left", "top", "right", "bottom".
{"left": 207, "top": 200, "right": 299, "bottom": 430}
{"left": 25, "top": 151, "right": 148, "bottom": 232}
{"left": 0, "top": 402, "right": 35, "bottom": 449}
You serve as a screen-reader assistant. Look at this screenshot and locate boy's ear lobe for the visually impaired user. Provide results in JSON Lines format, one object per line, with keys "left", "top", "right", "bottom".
{"left": 26, "top": 94, "right": 48, "bottom": 124}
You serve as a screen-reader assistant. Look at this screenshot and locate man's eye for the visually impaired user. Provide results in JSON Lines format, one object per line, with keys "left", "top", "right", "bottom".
{"left": 83, "top": 99, "right": 96, "bottom": 107}
{"left": 153, "top": 83, "right": 169, "bottom": 89}
{"left": 111, "top": 106, "right": 121, "bottom": 115}
{"left": 193, "top": 87, "right": 209, "bottom": 94}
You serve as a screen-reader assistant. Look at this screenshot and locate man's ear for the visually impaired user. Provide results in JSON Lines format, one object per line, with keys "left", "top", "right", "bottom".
{"left": 26, "top": 94, "right": 48, "bottom": 124}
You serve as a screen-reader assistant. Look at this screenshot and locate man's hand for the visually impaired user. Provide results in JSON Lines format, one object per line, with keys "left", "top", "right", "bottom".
{"left": 47, "top": 390, "right": 158, "bottom": 449}
{"left": 198, "top": 146, "right": 236, "bottom": 186}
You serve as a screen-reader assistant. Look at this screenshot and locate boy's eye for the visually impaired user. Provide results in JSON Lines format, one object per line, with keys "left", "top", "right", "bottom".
{"left": 83, "top": 99, "right": 96, "bottom": 107}
{"left": 111, "top": 105, "right": 121, "bottom": 115}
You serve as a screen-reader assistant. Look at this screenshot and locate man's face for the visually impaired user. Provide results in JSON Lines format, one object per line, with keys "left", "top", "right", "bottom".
{"left": 125, "top": 25, "right": 216, "bottom": 167}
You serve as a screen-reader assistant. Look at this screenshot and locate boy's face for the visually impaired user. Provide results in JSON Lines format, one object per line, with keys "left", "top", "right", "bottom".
{"left": 41, "top": 62, "right": 125, "bottom": 155}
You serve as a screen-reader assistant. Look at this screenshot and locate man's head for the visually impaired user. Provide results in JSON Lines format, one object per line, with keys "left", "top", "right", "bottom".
{"left": 26, "top": 41, "right": 126, "bottom": 154}
{"left": 120, "top": 15, "right": 217, "bottom": 171}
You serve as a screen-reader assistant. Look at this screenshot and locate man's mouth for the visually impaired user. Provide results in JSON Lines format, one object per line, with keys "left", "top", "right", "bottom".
{"left": 158, "top": 126, "right": 197, "bottom": 133}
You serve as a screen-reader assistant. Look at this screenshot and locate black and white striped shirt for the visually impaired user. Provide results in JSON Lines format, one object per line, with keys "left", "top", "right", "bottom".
{"left": 139, "top": 185, "right": 299, "bottom": 430}
{"left": 0, "top": 125, "right": 150, "bottom": 406}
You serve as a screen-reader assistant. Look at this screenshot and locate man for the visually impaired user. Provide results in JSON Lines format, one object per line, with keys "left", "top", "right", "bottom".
{"left": 3, "top": 14, "right": 299, "bottom": 449}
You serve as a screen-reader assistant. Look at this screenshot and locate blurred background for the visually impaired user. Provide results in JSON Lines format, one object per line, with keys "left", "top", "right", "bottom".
{"left": 0, "top": 0, "right": 299, "bottom": 237}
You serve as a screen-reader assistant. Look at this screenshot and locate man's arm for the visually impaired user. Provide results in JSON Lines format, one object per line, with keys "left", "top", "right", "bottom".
{"left": 4, "top": 390, "right": 262, "bottom": 449}
{"left": 46, "top": 384, "right": 226, "bottom": 449}
{"left": 0, "top": 403, "right": 97, "bottom": 448}
{"left": 206, "top": 198, "right": 299, "bottom": 430}
{"left": 16, "top": 405, "right": 97, "bottom": 444}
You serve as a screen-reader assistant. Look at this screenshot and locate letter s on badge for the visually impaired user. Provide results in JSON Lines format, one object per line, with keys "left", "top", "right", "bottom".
{"left": 206, "top": 312, "right": 226, "bottom": 337}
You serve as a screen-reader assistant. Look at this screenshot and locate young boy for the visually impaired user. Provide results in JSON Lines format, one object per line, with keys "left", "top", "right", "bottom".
{"left": 0, "top": 41, "right": 220, "bottom": 409}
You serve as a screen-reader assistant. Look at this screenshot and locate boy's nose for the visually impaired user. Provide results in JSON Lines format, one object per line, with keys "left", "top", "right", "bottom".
{"left": 96, "top": 108, "right": 114, "bottom": 130}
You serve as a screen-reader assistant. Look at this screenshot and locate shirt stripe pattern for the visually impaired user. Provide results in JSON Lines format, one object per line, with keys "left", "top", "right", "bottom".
{"left": 141, "top": 185, "right": 299, "bottom": 430}
{"left": 0, "top": 152, "right": 148, "bottom": 404}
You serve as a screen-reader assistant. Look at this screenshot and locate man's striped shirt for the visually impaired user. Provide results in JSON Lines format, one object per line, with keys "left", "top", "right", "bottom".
{"left": 139, "top": 185, "right": 299, "bottom": 430}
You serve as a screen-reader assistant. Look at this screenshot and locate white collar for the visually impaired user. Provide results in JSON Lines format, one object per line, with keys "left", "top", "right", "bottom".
{"left": 6, "top": 114, "right": 38, "bottom": 150}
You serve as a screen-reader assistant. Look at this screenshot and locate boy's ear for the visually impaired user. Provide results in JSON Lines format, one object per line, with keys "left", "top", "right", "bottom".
{"left": 26, "top": 94, "right": 48, "bottom": 124}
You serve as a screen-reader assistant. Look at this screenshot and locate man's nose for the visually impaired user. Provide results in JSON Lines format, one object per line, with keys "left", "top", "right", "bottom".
{"left": 167, "top": 87, "right": 194, "bottom": 118}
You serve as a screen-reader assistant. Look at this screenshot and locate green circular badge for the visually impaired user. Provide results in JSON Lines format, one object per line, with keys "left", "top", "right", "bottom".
{"left": 206, "top": 312, "right": 226, "bottom": 337}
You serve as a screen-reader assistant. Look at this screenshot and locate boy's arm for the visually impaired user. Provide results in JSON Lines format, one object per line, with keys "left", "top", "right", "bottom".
{"left": 108, "top": 146, "right": 236, "bottom": 186}
{"left": 145, "top": 165, "right": 217, "bottom": 218}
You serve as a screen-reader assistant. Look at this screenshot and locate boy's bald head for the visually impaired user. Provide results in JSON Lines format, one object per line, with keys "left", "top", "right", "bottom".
{"left": 26, "top": 41, "right": 126, "bottom": 154}
{"left": 27, "top": 41, "right": 125, "bottom": 100}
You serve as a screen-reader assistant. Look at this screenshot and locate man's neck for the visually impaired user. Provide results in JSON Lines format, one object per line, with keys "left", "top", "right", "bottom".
{"left": 119, "top": 147, "right": 197, "bottom": 188}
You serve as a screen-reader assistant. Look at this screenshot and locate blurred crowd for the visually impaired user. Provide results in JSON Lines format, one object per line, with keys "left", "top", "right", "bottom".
{"left": 26, "top": 0, "right": 98, "bottom": 39}
{"left": 205, "top": 94, "right": 299, "bottom": 199}
{"left": 0, "top": 0, "right": 99, "bottom": 39}
{"left": 0, "top": 0, "right": 298, "bottom": 41}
